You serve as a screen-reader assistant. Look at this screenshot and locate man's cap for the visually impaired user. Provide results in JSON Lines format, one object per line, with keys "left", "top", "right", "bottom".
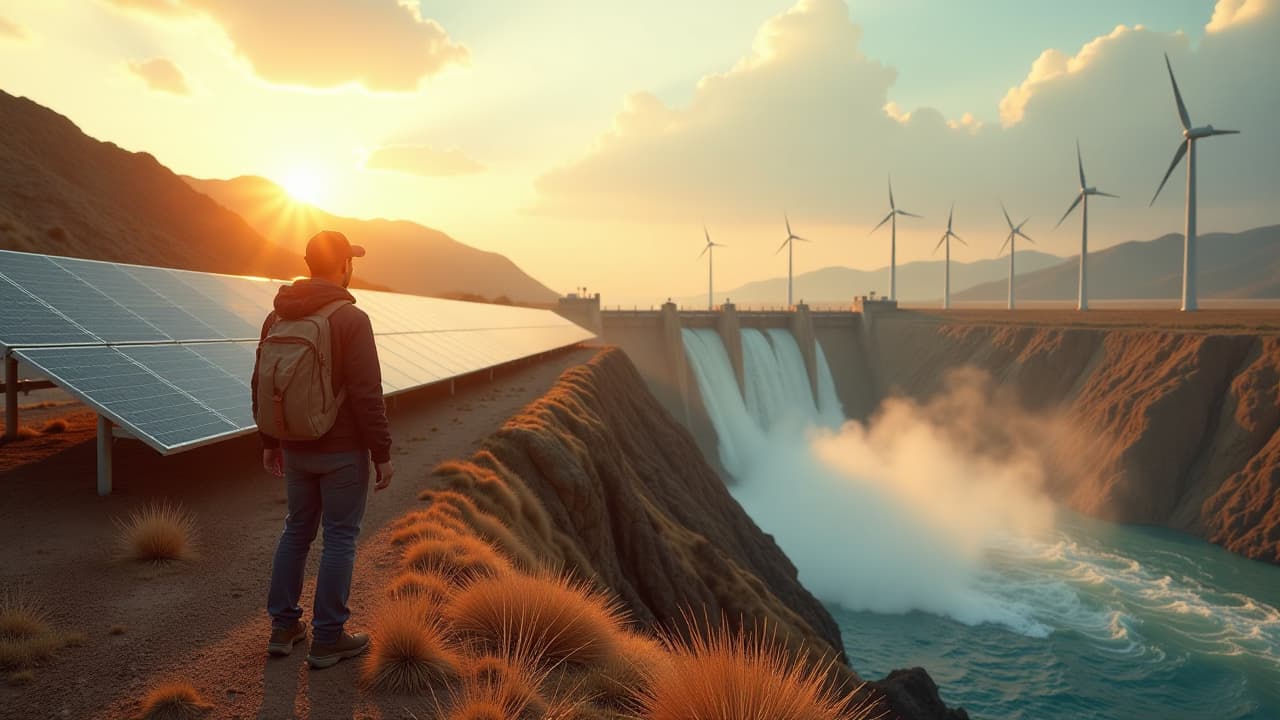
{"left": 305, "top": 230, "right": 365, "bottom": 270}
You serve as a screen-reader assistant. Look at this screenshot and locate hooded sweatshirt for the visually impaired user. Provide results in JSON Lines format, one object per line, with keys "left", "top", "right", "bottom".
{"left": 250, "top": 278, "right": 392, "bottom": 464}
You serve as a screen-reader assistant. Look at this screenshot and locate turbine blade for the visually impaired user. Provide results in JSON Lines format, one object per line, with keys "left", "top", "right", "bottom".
{"left": 1000, "top": 201, "right": 1013, "bottom": 230}
{"left": 1149, "top": 141, "right": 1188, "bottom": 206}
{"left": 1165, "top": 53, "right": 1191, "bottom": 131}
{"left": 952, "top": 232, "right": 967, "bottom": 246}
{"left": 1093, "top": 190, "right": 1119, "bottom": 198}
{"left": 1076, "top": 140, "right": 1087, "bottom": 189}
{"left": 698, "top": 246, "right": 709, "bottom": 259}
{"left": 704, "top": 225, "right": 711, "bottom": 244}
{"left": 776, "top": 238, "right": 790, "bottom": 254}
{"left": 888, "top": 175, "right": 896, "bottom": 210}
{"left": 947, "top": 203, "right": 954, "bottom": 231}
{"left": 785, "top": 214, "right": 793, "bottom": 237}
{"left": 1018, "top": 230, "right": 1035, "bottom": 244}
{"left": 898, "top": 210, "right": 923, "bottom": 218}
{"left": 713, "top": 242, "right": 728, "bottom": 248}
{"left": 794, "top": 236, "right": 810, "bottom": 243}
{"left": 1210, "top": 128, "right": 1240, "bottom": 136}
{"left": 998, "top": 235, "right": 1011, "bottom": 255}
{"left": 932, "top": 234, "right": 946, "bottom": 255}
{"left": 1055, "top": 193, "right": 1083, "bottom": 228}
{"left": 870, "top": 211, "right": 894, "bottom": 235}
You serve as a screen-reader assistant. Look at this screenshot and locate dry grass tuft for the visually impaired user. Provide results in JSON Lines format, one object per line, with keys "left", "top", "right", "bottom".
{"left": 39, "top": 419, "right": 68, "bottom": 434}
{"left": 136, "top": 681, "right": 213, "bottom": 719}
{"left": 109, "top": 624, "right": 127, "bottom": 636}
{"left": 567, "top": 632, "right": 670, "bottom": 712}
{"left": 402, "top": 534, "right": 511, "bottom": 584}
{"left": 446, "top": 573, "right": 627, "bottom": 668}
{"left": 388, "top": 572, "right": 455, "bottom": 606}
{"left": 360, "top": 598, "right": 461, "bottom": 694}
{"left": 640, "top": 623, "right": 872, "bottom": 720}
{"left": 116, "top": 501, "right": 196, "bottom": 563}
{"left": 0, "top": 591, "right": 73, "bottom": 670}
{"left": 459, "top": 652, "right": 549, "bottom": 717}
{"left": 8, "top": 425, "right": 39, "bottom": 441}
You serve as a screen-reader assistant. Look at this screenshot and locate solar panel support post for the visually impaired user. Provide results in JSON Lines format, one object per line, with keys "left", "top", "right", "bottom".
{"left": 96, "top": 415, "right": 113, "bottom": 496}
{"left": 4, "top": 355, "right": 16, "bottom": 441}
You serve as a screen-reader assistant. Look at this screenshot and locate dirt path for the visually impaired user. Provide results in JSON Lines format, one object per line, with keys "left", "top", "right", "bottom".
{"left": 0, "top": 346, "right": 597, "bottom": 720}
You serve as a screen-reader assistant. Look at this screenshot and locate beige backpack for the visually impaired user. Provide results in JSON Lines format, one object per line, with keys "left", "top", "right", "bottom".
{"left": 254, "top": 299, "right": 349, "bottom": 441}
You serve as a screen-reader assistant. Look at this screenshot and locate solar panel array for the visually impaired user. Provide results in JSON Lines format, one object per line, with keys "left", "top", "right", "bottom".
{"left": 0, "top": 250, "right": 593, "bottom": 454}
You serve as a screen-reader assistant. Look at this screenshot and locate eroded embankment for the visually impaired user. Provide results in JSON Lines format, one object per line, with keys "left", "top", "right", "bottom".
{"left": 420, "top": 347, "right": 965, "bottom": 719}
{"left": 872, "top": 317, "right": 1280, "bottom": 564}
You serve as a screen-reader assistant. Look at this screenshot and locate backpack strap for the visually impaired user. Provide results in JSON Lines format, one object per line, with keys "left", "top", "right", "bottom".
{"left": 315, "top": 299, "right": 352, "bottom": 412}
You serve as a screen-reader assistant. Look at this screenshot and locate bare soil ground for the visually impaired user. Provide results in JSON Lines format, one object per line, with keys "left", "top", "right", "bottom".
{"left": 882, "top": 307, "right": 1280, "bottom": 334}
{"left": 0, "top": 346, "right": 596, "bottom": 720}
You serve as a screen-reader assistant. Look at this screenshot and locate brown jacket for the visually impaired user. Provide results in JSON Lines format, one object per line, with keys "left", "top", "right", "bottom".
{"left": 250, "top": 278, "right": 393, "bottom": 464}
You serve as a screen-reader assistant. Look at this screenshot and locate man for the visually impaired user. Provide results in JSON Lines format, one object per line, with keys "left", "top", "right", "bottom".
{"left": 251, "top": 230, "right": 395, "bottom": 669}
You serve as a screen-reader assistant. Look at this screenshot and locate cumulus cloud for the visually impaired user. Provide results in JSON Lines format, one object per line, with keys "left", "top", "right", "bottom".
{"left": 365, "top": 144, "right": 485, "bottom": 177}
{"left": 0, "top": 16, "right": 28, "bottom": 41}
{"left": 534, "top": 0, "right": 1280, "bottom": 246}
{"left": 105, "top": 0, "right": 468, "bottom": 91}
{"left": 127, "top": 57, "right": 191, "bottom": 95}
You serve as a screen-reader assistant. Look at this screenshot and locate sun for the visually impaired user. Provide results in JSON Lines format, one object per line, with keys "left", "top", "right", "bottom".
{"left": 280, "top": 167, "right": 328, "bottom": 206}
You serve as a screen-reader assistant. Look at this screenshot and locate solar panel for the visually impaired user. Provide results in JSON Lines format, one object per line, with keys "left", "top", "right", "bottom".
{"left": 1, "top": 249, "right": 593, "bottom": 456}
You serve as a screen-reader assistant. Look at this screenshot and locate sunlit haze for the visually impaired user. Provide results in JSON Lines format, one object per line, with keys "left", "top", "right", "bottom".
{"left": 2, "top": 0, "right": 1276, "bottom": 303}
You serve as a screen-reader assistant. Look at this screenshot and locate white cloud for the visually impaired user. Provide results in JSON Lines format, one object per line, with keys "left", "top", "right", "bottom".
{"left": 127, "top": 57, "right": 191, "bottom": 95}
{"left": 533, "top": 0, "right": 1279, "bottom": 251}
{"left": 104, "top": 0, "right": 468, "bottom": 92}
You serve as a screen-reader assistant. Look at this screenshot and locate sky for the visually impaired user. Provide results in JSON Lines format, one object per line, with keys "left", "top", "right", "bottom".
{"left": 0, "top": 0, "right": 1276, "bottom": 304}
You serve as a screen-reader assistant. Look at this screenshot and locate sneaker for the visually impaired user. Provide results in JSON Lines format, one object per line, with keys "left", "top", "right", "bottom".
{"left": 267, "top": 621, "right": 308, "bottom": 657}
{"left": 307, "top": 632, "right": 370, "bottom": 669}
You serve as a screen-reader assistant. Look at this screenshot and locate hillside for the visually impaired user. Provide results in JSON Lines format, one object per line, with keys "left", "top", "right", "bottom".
{"left": 680, "top": 250, "right": 1064, "bottom": 307}
{"left": 185, "top": 175, "right": 559, "bottom": 305}
{"left": 0, "top": 90, "right": 300, "bottom": 279}
{"left": 955, "top": 225, "right": 1280, "bottom": 302}
{"left": 871, "top": 312, "right": 1280, "bottom": 564}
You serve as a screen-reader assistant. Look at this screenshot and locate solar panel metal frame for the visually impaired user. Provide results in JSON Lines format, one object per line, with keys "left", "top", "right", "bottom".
{"left": 1, "top": 249, "right": 594, "bottom": 456}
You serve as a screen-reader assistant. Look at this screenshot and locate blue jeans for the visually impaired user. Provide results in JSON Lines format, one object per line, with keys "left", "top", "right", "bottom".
{"left": 267, "top": 450, "right": 369, "bottom": 646}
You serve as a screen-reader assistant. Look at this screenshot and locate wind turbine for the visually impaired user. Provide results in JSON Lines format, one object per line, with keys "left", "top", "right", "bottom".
{"left": 933, "top": 204, "right": 966, "bottom": 309}
{"left": 1150, "top": 53, "right": 1240, "bottom": 312}
{"left": 869, "top": 175, "right": 922, "bottom": 302}
{"left": 698, "top": 225, "right": 726, "bottom": 311}
{"left": 1055, "top": 141, "right": 1116, "bottom": 311}
{"left": 776, "top": 214, "right": 809, "bottom": 308}
{"left": 998, "top": 202, "right": 1034, "bottom": 310}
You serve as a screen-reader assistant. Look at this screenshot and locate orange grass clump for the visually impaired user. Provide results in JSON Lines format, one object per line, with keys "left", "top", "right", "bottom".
{"left": 360, "top": 598, "right": 461, "bottom": 694}
{"left": 0, "top": 591, "right": 74, "bottom": 670}
{"left": 116, "top": 501, "right": 196, "bottom": 563}
{"left": 566, "top": 632, "right": 670, "bottom": 712}
{"left": 402, "top": 534, "right": 512, "bottom": 584}
{"left": 136, "top": 681, "right": 213, "bottom": 720}
{"left": 446, "top": 573, "right": 626, "bottom": 667}
{"left": 639, "top": 624, "right": 873, "bottom": 720}
{"left": 388, "top": 571, "right": 455, "bottom": 606}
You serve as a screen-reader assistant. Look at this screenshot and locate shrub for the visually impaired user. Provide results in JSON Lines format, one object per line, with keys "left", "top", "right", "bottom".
{"left": 116, "top": 501, "right": 196, "bottom": 563}
{"left": 136, "top": 681, "right": 213, "bottom": 719}
{"left": 446, "top": 573, "right": 626, "bottom": 668}
{"left": 639, "top": 623, "right": 871, "bottom": 720}
{"left": 460, "top": 652, "right": 548, "bottom": 716}
{"left": 567, "top": 632, "right": 669, "bottom": 712}
{"left": 388, "top": 572, "right": 455, "bottom": 606}
{"left": 401, "top": 534, "right": 511, "bottom": 584}
{"left": 360, "top": 598, "right": 460, "bottom": 694}
{"left": 40, "top": 419, "right": 68, "bottom": 434}
{"left": 0, "top": 591, "right": 73, "bottom": 670}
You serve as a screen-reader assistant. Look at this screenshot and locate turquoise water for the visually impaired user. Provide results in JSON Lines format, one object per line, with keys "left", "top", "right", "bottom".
{"left": 834, "top": 512, "right": 1280, "bottom": 720}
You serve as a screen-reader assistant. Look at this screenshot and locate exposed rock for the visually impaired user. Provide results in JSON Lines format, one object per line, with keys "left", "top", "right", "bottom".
{"left": 879, "top": 668, "right": 972, "bottom": 720}
{"left": 873, "top": 317, "right": 1280, "bottom": 564}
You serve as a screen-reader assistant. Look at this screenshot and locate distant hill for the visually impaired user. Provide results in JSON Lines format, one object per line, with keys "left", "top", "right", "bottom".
{"left": 679, "top": 250, "right": 1065, "bottom": 307}
{"left": 0, "top": 90, "right": 301, "bottom": 279}
{"left": 955, "top": 225, "right": 1280, "bottom": 302}
{"left": 185, "top": 175, "right": 559, "bottom": 305}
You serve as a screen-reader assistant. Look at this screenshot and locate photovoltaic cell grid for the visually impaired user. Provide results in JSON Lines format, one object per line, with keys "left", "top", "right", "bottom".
{"left": 1, "top": 250, "right": 593, "bottom": 454}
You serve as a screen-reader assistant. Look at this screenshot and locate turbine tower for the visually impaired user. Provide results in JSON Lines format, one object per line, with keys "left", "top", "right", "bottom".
{"left": 869, "top": 175, "right": 922, "bottom": 302}
{"left": 998, "top": 202, "right": 1034, "bottom": 310}
{"left": 1150, "top": 53, "right": 1240, "bottom": 312}
{"left": 698, "top": 225, "right": 726, "bottom": 311}
{"left": 776, "top": 214, "right": 809, "bottom": 308}
{"left": 1055, "top": 141, "right": 1116, "bottom": 311}
{"left": 932, "top": 204, "right": 965, "bottom": 309}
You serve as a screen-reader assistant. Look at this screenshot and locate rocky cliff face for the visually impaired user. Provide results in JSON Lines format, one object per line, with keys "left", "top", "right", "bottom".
{"left": 871, "top": 315, "right": 1280, "bottom": 564}
{"left": 427, "top": 347, "right": 966, "bottom": 719}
